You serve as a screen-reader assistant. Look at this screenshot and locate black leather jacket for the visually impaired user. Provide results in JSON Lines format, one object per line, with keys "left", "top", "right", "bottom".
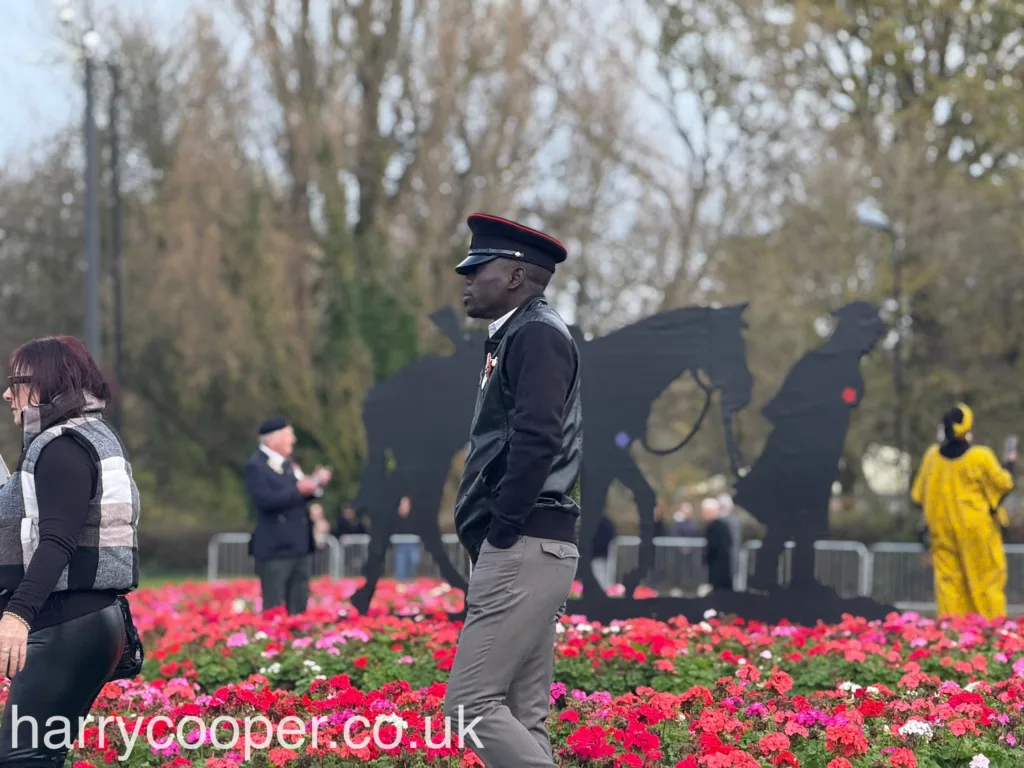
{"left": 454, "top": 296, "right": 582, "bottom": 562}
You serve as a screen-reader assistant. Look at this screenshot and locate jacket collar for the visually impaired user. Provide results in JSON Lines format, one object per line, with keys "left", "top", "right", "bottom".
{"left": 487, "top": 295, "right": 546, "bottom": 346}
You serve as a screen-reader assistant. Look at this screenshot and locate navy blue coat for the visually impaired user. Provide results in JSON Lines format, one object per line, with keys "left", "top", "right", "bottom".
{"left": 243, "top": 449, "right": 315, "bottom": 560}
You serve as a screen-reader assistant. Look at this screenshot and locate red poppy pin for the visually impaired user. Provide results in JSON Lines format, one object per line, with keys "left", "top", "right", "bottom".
{"left": 841, "top": 387, "right": 857, "bottom": 405}
{"left": 481, "top": 353, "right": 497, "bottom": 389}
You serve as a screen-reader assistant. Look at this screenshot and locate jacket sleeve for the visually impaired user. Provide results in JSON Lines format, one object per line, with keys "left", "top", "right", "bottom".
{"left": 244, "top": 461, "right": 306, "bottom": 515}
{"left": 983, "top": 447, "right": 1015, "bottom": 498}
{"left": 488, "top": 321, "right": 576, "bottom": 548}
{"left": 910, "top": 444, "right": 936, "bottom": 508}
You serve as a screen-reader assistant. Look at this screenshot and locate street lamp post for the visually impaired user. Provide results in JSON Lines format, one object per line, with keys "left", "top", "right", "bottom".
{"left": 856, "top": 200, "right": 906, "bottom": 492}
{"left": 109, "top": 60, "right": 124, "bottom": 431}
{"left": 83, "top": 33, "right": 101, "bottom": 363}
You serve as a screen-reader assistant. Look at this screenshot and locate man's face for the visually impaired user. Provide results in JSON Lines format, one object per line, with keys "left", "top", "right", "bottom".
{"left": 462, "top": 259, "right": 513, "bottom": 319}
{"left": 267, "top": 426, "right": 296, "bottom": 457}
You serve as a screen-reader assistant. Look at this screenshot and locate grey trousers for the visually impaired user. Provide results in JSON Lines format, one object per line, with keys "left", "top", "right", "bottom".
{"left": 444, "top": 535, "right": 578, "bottom": 767}
{"left": 256, "top": 554, "right": 312, "bottom": 614}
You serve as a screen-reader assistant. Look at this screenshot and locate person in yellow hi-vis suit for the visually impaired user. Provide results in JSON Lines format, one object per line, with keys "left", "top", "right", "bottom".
{"left": 911, "top": 404, "right": 1016, "bottom": 619}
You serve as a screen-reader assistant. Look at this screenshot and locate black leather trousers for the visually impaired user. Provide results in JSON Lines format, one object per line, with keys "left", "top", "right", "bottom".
{"left": 0, "top": 603, "right": 125, "bottom": 767}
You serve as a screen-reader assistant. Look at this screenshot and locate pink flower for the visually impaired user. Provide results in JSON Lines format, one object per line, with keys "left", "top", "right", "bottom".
{"left": 1012, "top": 657, "right": 1024, "bottom": 678}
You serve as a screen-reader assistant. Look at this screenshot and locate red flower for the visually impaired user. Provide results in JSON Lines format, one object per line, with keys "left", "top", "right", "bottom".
{"left": 353, "top": 656, "right": 368, "bottom": 669}
{"left": 772, "top": 752, "right": 799, "bottom": 767}
{"left": 890, "top": 748, "right": 917, "bottom": 768}
{"left": 826, "top": 760, "right": 854, "bottom": 768}
{"left": 841, "top": 387, "right": 857, "bottom": 404}
{"left": 768, "top": 668, "right": 794, "bottom": 695}
{"left": 858, "top": 699, "right": 885, "bottom": 717}
{"left": 759, "top": 733, "right": 791, "bottom": 755}
{"left": 825, "top": 725, "right": 869, "bottom": 757}
{"left": 567, "top": 725, "right": 616, "bottom": 760}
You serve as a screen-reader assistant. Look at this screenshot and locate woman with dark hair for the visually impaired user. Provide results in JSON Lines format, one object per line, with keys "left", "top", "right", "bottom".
{"left": 0, "top": 335, "right": 141, "bottom": 765}
{"left": 911, "top": 403, "right": 1015, "bottom": 619}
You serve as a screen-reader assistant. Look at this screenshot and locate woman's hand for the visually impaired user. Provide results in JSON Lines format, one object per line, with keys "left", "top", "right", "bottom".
{"left": 0, "top": 613, "right": 29, "bottom": 677}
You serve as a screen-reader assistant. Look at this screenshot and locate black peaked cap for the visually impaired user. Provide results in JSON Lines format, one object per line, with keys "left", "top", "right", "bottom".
{"left": 455, "top": 213, "right": 567, "bottom": 275}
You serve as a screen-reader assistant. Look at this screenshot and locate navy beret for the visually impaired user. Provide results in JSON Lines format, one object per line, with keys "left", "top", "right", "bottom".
{"left": 259, "top": 416, "right": 289, "bottom": 435}
{"left": 455, "top": 213, "right": 567, "bottom": 276}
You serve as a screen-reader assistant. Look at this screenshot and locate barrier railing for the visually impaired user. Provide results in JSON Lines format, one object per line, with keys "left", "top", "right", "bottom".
{"left": 206, "top": 532, "right": 341, "bottom": 580}
{"left": 205, "top": 533, "right": 1024, "bottom": 614}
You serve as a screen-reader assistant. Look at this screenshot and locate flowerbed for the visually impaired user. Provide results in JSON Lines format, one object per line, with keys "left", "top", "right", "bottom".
{"left": 2, "top": 577, "right": 1023, "bottom": 766}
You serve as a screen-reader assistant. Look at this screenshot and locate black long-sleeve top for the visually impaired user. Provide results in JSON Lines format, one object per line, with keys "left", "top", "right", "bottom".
{"left": 488, "top": 321, "right": 576, "bottom": 548}
{"left": 0, "top": 436, "right": 116, "bottom": 630}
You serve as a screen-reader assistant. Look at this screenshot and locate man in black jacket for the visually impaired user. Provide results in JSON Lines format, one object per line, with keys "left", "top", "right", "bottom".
{"left": 443, "top": 213, "right": 581, "bottom": 768}
{"left": 243, "top": 417, "right": 331, "bottom": 614}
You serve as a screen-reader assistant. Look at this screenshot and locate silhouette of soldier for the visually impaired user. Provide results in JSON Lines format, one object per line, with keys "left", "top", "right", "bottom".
{"left": 350, "top": 308, "right": 487, "bottom": 615}
{"left": 734, "top": 301, "right": 885, "bottom": 593}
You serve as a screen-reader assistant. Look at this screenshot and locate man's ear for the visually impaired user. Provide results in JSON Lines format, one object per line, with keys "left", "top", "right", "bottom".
{"left": 507, "top": 263, "right": 527, "bottom": 290}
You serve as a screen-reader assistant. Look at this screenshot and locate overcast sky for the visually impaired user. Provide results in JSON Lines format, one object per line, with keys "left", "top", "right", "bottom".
{"left": 0, "top": 0, "right": 206, "bottom": 164}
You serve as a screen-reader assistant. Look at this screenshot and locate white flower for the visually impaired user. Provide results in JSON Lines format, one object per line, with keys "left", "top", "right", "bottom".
{"left": 898, "top": 720, "right": 933, "bottom": 740}
{"left": 699, "top": 621, "right": 713, "bottom": 632}
{"left": 253, "top": 631, "right": 268, "bottom": 640}
{"left": 738, "top": 658, "right": 747, "bottom": 666}
{"left": 555, "top": 624, "right": 565, "bottom": 634}
{"left": 303, "top": 660, "right": 322, "bottom": 673}
{"left": 760, "top": 651, "right": 773, "bottom": 660}
{"left": 970, "top": 754, "right": 990, "bottom": 768}
{"left": 575, "top": 623, "right": 593, "bottom": 633}
{"left": 315, "top": 675, "right": 327, "bottom": 680}
{"left": 678, "top": 713, "right": 687, "bottom": 722}
{"left": 703, "top": 609, "right": 717, "bottom": 619}
{"left": 965, "top": 682, "right": 982, "bottom": 692}
{"left": 231, "top": 599, "right": 247, "bottom": 613}
{"left": 839, "top": 681, "right": 862, "bottom": 693}
{"left": 866, "top": 686, "right": 880, "bottom": 695}
{"left": 375, "top": 713, "right": 408, "bottom": 730}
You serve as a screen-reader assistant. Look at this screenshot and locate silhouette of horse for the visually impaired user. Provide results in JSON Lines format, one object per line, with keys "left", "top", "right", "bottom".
{"left": 575, "top": 304, "right": 754, "bottom": 599}
{"left": 349, "top": 308, "right": 487, "bottom": 615}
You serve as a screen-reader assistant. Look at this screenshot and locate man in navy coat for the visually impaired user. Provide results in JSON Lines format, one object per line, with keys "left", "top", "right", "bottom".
{"left": 244, "top": 417, "right": 331, "bottom": 614}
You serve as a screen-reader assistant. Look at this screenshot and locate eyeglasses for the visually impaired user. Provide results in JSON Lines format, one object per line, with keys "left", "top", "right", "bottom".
{"left": 7, "top": 375, "right": 31, "bottom": 388}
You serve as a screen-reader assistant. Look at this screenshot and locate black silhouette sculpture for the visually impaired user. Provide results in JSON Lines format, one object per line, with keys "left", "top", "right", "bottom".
{"left": 734, "top": 300, "right": 886, "bottom": 594}
{"left": 349, "top": 308, "right": 486, "bottom": 615}
{"left": 345, "top": 300, "right": 898, "bottom": 627}
{"left": 574, "top": 304, "right": 754, "bottom": 601}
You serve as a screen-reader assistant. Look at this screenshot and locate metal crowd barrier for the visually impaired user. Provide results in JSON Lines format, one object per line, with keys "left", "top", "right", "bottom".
{"left": 206, "top": 532, "right": 470, "bottom": 582}
{"left": 206, "top": 532, "right": 341, "bottom": 580}
{"left": 205, "top": 532, "right": 1024, "bottom": 614}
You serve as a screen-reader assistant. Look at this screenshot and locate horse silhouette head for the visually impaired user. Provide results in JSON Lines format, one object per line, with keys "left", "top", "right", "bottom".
{"left": 587, "top": 304, "right": 752, "bottom": 465}
{"left": 704, "top": 303, "right": 754, "bottom": 419}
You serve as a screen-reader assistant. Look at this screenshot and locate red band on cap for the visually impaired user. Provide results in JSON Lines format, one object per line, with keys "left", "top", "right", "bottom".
{"left": 468, "top": 213, "right": 566, "bottom": 252}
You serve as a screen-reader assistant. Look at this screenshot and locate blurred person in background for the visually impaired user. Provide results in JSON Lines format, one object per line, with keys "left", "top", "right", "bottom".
{"left": 392, "top": 496, "right": 421, "bottom": 580}
{"left": 670, "top": 500, "right": 700, "bottom": 537}
{"left": 244, "top": 416, "right": 331, "bottom": 614}
{"left": 717, "top": 493, "right": 744, "bottom": 589}
{"left": 911, "top": 404, "right": 1015, "bottom": 619}
{"left": 333, "top": 502, "right": 368, "bottom": 536}
{"left": 590, "top": 514, "right": 616, "bottom": 591}
{"left": 0, "top": 336, "right": 140, "bottom": 766}
{"left": 700, "top": 497, "right": 734, "bottom": 593}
